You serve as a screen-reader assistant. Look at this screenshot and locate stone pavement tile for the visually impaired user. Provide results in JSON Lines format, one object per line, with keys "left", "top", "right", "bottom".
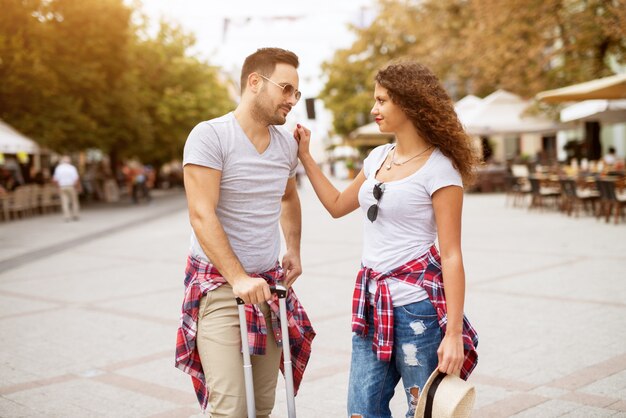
{"left": 0, "top": 372, "right": 75, "bottom": 396}
{"left": 275, "top": 373, "right": 350, "bottom": 417}
{"left": 0, "top": 259, "right": 182, "bottom": 304}
{"left": 0, "top": 217, "right": 91, "bottom": 262}
{"left": 607, "top": 400, "right": 626, "bottom": 412}
{"left": 74, "top": 213, "right": 190, "bottom": 265}
{"left": 295, "top": 275, "right": 353, "bottom": 323}
{"left": 300, "top": 237, "right": 362, "bottom": 267}
{"left": 557, "top": 405, "right": 623, "bottom": 417}
{"left": 1, "top": 307, "right": 173, "bottom": 384}
{"left": 146, "top": 407, "right": 204, "bottom": 418}
{"left": 559, "top": 391, "right": 622, "bottom": 408}
{"left": 112, "top": 358, "right": 199, "bottom": 401}
{"left": 463, "top": 248, "right": 575, "bottom": 286}
{"left": 273, "top": 372, "right": 413, "bottom": 418}
{"left": 0, "top": 192, "right": 187, "bottom": 266}
{"left": 471, "top": 374, "right": 537, "bottom": 392}
{"left": 462, "top": 196, "right": 626, "bottom": 260}
{"left": 579, "top": 369, "right": 626, "bottom": 400}
{"left": 528, "top": 385, "right": 570, "bottom": 398}
{"left": 0, "top": 293, "right": 60, "bottom": 318}
{"left": 94, "top": 289, "right": 182, "bottom": 324}
{"left": 467, "top": 291, "right": 625, "bottom": 386}
{"left": 91, "top": 372, "right": 191, "bottom": 406}
{"left": 469, "top": 382, "right": 514, "bottom": 410}
{"left": 0, "top": 396, "right": 40, "bottom": 418}
{"left": 482, "top": 258, "right": 626, "bottom": 306}
{"left": 4, "top": 378, "right": 179, "bottom": 418}
{"left": 510, "top": 399, "right": 619, "bottom": 418}
{"left": 0, "top": 253, "right": 131, "bottom": 285}
{"left": 549, "top": 353, "right": 626, "bottom": 391}
{"left": 301, "top": 259, "right": 364, "bottom": 286}
{"left": 473, "top": 393, "right": 549, "bottom": 417}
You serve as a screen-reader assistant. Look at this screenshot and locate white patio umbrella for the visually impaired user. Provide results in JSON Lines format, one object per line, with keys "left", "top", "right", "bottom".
{"left": 348, "top": 121, "right": 394, "bottom": 147}
{"left": 0, "top": 120, "right": 40, "bottom": 154}
{"left": 560, "top": 99, "right": 626, "bottom": 124}
{"left": 462, "top": 90, "right": 561, "bottom": 135}
{"left": 536, "top": 73, "right": 626, "bottom": 103}
{"left": 454, "top": 94, "right": 483, "bottom": 125}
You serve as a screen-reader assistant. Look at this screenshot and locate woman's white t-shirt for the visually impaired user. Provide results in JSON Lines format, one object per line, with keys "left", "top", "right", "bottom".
{"left": 357, "top": 143, "right": 463, "bottom": 306}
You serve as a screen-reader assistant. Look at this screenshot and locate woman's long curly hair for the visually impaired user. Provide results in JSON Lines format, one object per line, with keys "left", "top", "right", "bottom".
{"left": 375, "top": 61, "right": 480, "bottom": 185}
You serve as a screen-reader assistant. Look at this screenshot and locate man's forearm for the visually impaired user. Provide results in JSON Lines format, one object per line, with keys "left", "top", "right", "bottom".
{"left": 280, "top": 192, "right": 302, "bottom": 254}
{"left": 191, "top": 212, "right": 247, "bottom": 284}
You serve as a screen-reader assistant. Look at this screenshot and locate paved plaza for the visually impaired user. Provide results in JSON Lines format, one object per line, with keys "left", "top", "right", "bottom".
{"left": 0, "top": 182, "right": 625, "bottom": 417}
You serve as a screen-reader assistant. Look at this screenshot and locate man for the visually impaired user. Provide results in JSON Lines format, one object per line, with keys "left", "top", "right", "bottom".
{"left": 175, "top": 48, "right": 315, "bottom": 417}
{"left": 52, "top": 156, "right": 80, "bottom": 221}
{"left": 604, "top": 146, "right": 617, "bottom": 166}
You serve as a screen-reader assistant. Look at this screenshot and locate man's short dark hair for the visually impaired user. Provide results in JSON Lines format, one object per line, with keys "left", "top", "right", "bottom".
{"left": 240, "top": 48, "right": 299, "bottom": 93}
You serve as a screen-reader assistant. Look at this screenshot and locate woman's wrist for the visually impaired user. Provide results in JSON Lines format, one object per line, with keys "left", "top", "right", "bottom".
{"left": 445, "top": 326, "right": 463, "bottom": 337}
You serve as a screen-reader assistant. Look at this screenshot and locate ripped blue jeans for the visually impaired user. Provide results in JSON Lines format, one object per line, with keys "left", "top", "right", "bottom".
{"left": 347, "top": 299, "right": 442, "bottom": 418}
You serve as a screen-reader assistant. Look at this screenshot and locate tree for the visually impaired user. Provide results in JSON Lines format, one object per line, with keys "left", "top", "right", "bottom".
{"left": 128, "top": 20, "right": 234, "bottom": 167}
{"left": 0, "top": 0, "right": 235, "bottom": 166}
{"left": 320, "top": 0, "right": 626, "bottom": 135}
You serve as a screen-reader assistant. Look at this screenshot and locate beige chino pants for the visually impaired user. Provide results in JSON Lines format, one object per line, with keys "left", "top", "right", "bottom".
{"left": 59, "top": 186, "right": 80, "bottom": 220}
{"left": 197, "top": 284, "right": 281, "bottom": 418}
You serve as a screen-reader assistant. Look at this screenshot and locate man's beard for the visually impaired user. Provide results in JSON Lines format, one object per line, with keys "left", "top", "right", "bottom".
{"left": 251, "top": 98, "right": 289, "bottom": 126}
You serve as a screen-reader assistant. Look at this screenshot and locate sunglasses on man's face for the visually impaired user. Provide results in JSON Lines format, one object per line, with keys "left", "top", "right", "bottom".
{"left": 367, "top": 182, "right": 385, "bottom": 222}
{"left": 259, "top": 74, "right": 302, "bottom": 102}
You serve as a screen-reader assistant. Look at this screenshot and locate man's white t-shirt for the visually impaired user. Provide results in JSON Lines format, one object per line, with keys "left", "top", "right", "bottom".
{"left": 183, "top": 112, "right": 298, "bottom": 274}
{"left": 357, "top": 143, "right": 463, "bottom": 306}
{"left": 53, "top": 163, "right": 79, "bottom": 187}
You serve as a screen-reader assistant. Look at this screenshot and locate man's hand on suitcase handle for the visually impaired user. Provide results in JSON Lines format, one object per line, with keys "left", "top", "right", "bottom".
{"left": 232, "top": 275, "right": 272, "bottom": 305}
{"left": 236, "top": 284, "right": 288, "bottom": 305}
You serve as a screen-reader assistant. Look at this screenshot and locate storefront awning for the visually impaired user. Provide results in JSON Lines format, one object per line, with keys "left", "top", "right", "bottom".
{"left": 536, "top": 74, "right": 626, "bottom": 103}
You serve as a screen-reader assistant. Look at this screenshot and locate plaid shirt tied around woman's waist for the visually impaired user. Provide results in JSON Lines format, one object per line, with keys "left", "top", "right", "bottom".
{"left": 175, "top": 255, "right": 316, "bottom": 410}
{"left": 351, "top": 245, "right": 478, "bottom": 380}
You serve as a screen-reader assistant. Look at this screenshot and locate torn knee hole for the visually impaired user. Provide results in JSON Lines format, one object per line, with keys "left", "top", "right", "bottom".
{"left": 408, "top": 385, "right": 420, "bottom": 408}
{"left": 350, "top": 415, "right": 363, "bottom": 418}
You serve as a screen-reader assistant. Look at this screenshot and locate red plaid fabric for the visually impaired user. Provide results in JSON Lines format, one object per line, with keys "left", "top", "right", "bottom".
{"left": 352, "top": 245, "right": 478, "bottom": 380}
{"left": 175, "top": 255, "right": 316, "bottom": 410}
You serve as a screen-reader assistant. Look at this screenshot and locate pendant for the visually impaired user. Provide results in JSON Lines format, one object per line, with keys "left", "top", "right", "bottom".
{"left": 385, "top": 163, "right": 392, "bottom": 170}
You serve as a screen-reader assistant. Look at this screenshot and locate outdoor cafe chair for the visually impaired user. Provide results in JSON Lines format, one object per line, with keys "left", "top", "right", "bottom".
{"left": 596, "top": 178, "right": 626, "bottom": 224}
{"left": 528, "top": 176, "right": 561, "bottom": 210}
{"left": 505, "top": 174, "right": 531, "bottom": 207}
{"left": 559, "top": 178, "right": 598, "bottom": 217}
{"left": 0, "top": 193, "right": 9, "bottom": 221}
{"left": 6, "top": 185, "right": 31, "bottom": 219}
{"left": 40, "top": 184, "right": 61, "bottom": 214}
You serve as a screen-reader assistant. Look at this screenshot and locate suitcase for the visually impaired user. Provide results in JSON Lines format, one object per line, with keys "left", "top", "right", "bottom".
{"left": 236, "top": 284, "right": 296, "bottom": 418}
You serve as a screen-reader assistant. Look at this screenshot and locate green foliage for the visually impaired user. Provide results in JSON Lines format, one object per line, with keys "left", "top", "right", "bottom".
{"left": 321, "top": 0, "right": 626, "bottom": 135}
{"left": 0, "top": 0, "right": 235, "bottom": 164}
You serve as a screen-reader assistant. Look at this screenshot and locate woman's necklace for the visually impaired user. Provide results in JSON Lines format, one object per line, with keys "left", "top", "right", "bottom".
{"left": 385, "top": 145, "right": 433, "bottom": 170}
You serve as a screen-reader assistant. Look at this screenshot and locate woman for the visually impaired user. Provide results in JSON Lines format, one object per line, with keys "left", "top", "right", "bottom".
{"left": 294, "top": 62, "right": 479, "bottom": 418}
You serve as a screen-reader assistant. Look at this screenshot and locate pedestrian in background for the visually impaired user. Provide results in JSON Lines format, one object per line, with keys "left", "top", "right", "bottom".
{"left": 175, "top": 47, "right": 315, "bottom": 417}
{"left": 52, "top": 155, "right": 81, "bottom": 222}
{"left": 294, "top": 61, "right": 479, "bottom": 418}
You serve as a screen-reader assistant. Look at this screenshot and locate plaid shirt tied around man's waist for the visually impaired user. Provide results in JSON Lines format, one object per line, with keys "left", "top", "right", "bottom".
{"left": 351, "top": 245, "right": 478, "bottom": 380}
{"left": 175, "top": 255, "right": 316, "bottom": 410}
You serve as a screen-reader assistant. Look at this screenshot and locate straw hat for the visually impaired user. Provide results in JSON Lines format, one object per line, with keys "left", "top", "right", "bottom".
{"left": 414, "top": 369, "right": 475, "bottom": 418}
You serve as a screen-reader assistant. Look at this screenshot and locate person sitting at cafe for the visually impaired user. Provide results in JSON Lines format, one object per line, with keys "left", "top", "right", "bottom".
{"left": 604, "top": 147, "right": 618, "bottom": 166}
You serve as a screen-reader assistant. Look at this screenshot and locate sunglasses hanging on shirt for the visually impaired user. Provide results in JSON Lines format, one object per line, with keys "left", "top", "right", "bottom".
{"left": 367, "top": 182, "right": 385, "bottom": 222}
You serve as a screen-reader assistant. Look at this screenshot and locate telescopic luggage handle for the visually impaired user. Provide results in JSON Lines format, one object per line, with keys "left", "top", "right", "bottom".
{"left": 235, "top": 285, "right": 287, "bottom": 305}
{"left": 236, "top": 284, "right": 296, "bottom": 418}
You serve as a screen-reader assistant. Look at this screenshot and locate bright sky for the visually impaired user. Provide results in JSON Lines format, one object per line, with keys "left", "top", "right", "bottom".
{"left": 138, "top": 0, "right": 376, "bottom": 96}
{"left": 137, "top": 0, "right": 378, "bottom": 156}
